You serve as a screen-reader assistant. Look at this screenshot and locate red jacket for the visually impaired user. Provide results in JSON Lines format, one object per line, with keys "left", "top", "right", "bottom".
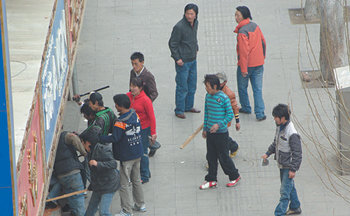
{"left": 234, "top": 19, "right": 266, "bottom": 73}
{"left": 127, "top": 91, "right": 156, "bottom": 135}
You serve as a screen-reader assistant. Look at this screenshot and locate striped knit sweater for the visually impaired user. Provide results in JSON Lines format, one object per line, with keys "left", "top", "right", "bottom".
{"left": 203, "top": 91, "right": 234, "bottom": 133}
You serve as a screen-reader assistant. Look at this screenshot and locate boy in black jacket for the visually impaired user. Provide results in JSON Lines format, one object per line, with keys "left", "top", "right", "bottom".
{"left": 100, "top": 94, "right": 145, "bottom": 216}
{"left": 80, "top": 126, "right": 120, "bottom": 216}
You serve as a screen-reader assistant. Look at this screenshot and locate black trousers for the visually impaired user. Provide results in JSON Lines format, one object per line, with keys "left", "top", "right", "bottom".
{"left": 205, "top": 132, "right": 240, "bottom": 181}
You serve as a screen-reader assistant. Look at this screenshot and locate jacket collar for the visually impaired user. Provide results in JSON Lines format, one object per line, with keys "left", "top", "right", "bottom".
{"left": 234, "top": 18, "right": 250, "bottom": 33}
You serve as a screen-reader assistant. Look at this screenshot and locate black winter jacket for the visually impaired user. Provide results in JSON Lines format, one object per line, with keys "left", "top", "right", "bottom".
{"left": 88, "top": 143, "right": 120, "bottom": 194}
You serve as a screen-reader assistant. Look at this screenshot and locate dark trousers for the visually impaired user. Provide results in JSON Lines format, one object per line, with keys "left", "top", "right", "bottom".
{"left": 205, "top": 132, "right": 240, "bottom": 181}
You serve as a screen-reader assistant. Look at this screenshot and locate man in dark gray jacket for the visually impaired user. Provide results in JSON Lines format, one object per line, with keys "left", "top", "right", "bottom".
{"left": 262, "top": 104, "right": 302, "bottom": 216}
{"left": 169, "top": 3, "right": 200, "bottom": 119}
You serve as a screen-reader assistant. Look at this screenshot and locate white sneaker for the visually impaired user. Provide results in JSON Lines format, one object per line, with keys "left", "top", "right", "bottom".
{"left": 115, "top": 209, "right": 133, "bottom": 216}
{"left": 133, "top": 203, "right": 146, "bottom": 212}
{"left": 199, "top": 181, "right": 217, "bottom": 190}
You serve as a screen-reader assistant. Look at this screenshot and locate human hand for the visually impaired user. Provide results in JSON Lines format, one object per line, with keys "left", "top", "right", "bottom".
{"left": 202, "top": 131, "right": 207, "bottom": 138}
{"left": 242, "top": 72, "right": 248, "bottom": 77}
{"left": 210, "top": 124, "right": 219, "bottom": 133}
{"left": 151, "top": 134, "right": 157, "bottom": 143}
{"left": 89, "top": 160, "right": 98, "bottom": 167}
{"left": 73, "top": 94, "right": 81, "bottom": 105}
{"left": 176, "top": 59, "right": 184, "bottom": 66}
{"left": 289, "top": 171, "right": 296, "bottom": 179}
{"left": 261, "top": 154, "right": 268, "bottom": 160}
{"left": 235, "top": 123, "right": 240, "bottom": 131}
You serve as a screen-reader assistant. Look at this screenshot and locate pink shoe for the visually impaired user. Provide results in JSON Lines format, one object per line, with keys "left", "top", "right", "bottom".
{"left": 226, "top": 176, "right": 241, "bottom": 187}
{"left": 199, "top": 181, "right": 217, "bottom": 190}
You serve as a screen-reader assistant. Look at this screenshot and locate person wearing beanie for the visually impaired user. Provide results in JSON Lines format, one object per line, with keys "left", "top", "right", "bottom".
{"left": 234, "top": 6, "right": 267, "bottom": 121}
{"left": 216, "top": 72, "right": 240, "bottom": 157}
{"left": 169, "top": 3, "right": 201, "bottom": 119}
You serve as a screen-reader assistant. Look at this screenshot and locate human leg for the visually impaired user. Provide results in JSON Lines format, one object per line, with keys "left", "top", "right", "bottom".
{"left": 98, "top": 192, "right": 115, "bottom": 216}
{"left": 119, "top": 160, "right": 134, "bottom": 215}
{"left": 249, "top": 65, "right": 265, "bottom": 119}
{"left": 205, "top": 133, "right": 218, "bottom": 182}
{"left": 237, "top": 66, "right": 251, "bottom": 113}
{"left": 175, "top": 63, "right": 190, "bottom": 115}
{"left": 130, "top": 158, "right": 145, "bottom": 209}
{"left": 58, "top": 173, "right": 85, "bottom": 216}
{"left": 85, "top": 191, "right": 101, "bottom": 216}
{"left": 140, "top": 127, "right": 150, "bottom": 183}
{"left": 274, "top": 169, "right": 296, "bottom": 216}
{"left": 185, "top": 60, "right": 197, "bottom": 111}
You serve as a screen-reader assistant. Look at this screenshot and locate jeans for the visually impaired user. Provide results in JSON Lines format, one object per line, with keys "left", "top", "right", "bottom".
{"left": 237, "top": 65, "right": 265, "bottom": 119}
{"left": 120, "top": 158, "right": 145, "bottom": 214}
{"left": 85, "top": 191, "right": 115, "bottom": 216}
{"left": 274, "top": 169, "right": 301, "bottom": 216}
{"left": 140, "top": 127, "right": 151, "bottom": 182}
{"left": 175, "top": 60, "right": 197, "bottom": 114}
{"left": 57, "top": 172, "right": 85, "bottom": 216}
{"left": 205, "top": 132, "right": 240, "bottom": 181}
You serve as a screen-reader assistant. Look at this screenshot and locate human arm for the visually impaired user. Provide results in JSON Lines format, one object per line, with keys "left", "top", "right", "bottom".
{"left": 224, "top": 86, "right": 240, "bottom": 130}
{"left": 237, "top": 33, "right": 249, "bottom": 76}
{"left": 265, "top": 137, "right": 277, "bottom": 157}
{"left": 99, "top": 123, "right": 124, "bottom": 144}
{"left": 289, "top": 134, "right": 302, "bottom": 172}
{"left": 65, "top": 133, "right": 87, "bottom": 156}
{"left": 95, "top": 145, "right": 117, "bottom": 170}
{"left": 145, "top": 72, "right": 158, "bottom": 102}
{"left": 203, "top": 95, "right": 209, "bottom": 132}
{"left": 168, "top": 25, "right": 182, "bottom": 63}
{"left": 144, "top": 97, "right": 157, "bottom": 137}
{"left": 216, "top": 96, "right": 234, "bottom": 130}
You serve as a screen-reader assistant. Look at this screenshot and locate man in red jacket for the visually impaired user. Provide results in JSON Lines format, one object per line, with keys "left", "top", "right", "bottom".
{"left": 234, "top": 6, "right": 266, "bottom": 121}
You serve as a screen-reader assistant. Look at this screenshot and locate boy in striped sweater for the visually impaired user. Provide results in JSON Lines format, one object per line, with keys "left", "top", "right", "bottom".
{"left": 200, "top": 74, "right": 241, "bottom": 190}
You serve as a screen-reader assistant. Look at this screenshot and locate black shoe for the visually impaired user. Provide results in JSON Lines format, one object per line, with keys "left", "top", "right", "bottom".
{"left": 239, "top": 108, "right": 251, "bottom": 114}
{"left": 286, "top": 207, "right": 302, "bottom": 215}
{"left": 149, "top": 149, "right": 157, "bottom": 157}
{"left": 257, "top": 115, "right": 266, "bottom": 121}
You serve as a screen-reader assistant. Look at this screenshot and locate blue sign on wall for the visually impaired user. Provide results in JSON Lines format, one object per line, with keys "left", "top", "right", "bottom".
{"left": 41, "top": 0, "right": 68, "bottom": 160}
{"left": 0, "top": 0, "right": 18, "bottom": 215}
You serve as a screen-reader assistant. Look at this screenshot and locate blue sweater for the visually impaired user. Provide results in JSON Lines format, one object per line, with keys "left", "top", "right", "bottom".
{"left": 203, "top": 91, "right": 233, "bottom": 133}
{"left": 100, "top": 110, "right": 143, "bottom": 162}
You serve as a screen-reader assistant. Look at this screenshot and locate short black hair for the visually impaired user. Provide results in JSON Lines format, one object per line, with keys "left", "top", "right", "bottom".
{"left": 272, "top": 104, "right": 290, "bottom": 120}
{"left": 79, "top": 126, "right": 100, "bottom": 146}
{"left": 80, "top": 102, "right": 95, "bottom": 116}
{"left": 204, "top": 74, "right": 220, "bottom": 90}
{"left": 236, "top": 6, "right": 252, "bottom": 20}
{"left": 184, "top": 3, "right": 198, "bottom": 16}
{"left": 130, "top": 52, "right": 144, "bottom": 62}
{"left": 89, "top": 92, "right": 104, "bottom": 107}
{"left": 113, "top": 94, "right": 130, "bottom": 109}
{"left": 130, "top": 77, "right": 143, "bottom": 89}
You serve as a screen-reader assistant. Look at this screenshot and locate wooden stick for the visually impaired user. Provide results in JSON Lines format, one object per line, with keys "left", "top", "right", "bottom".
{"left": 180, "top": 124, "right": 204, "bottom": 149}
{"left": 46, "top": 189, "right": 88, "bottom": 202}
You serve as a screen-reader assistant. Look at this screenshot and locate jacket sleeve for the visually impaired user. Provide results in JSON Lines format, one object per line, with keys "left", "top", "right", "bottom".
{"left": 99, "top": 124, "right": 123, "bottom": 144}
{"left": 144, "top": 98, "right": 157, "bottom": 135}
{"left": 145, "top": 73, "right": 158, "bottom": 102}
{"left": 226, "top": 88, "right": 240, "bottom": 123}
{"left": 129, "top": 70, "right": 134, "bottom": 92}
{"left": 96, "top": 146, "right": 117, "bottom": 170}
{"left": 218, "top": 97, "right": 234, "bottom": 129}
{"left": 289, "top": 134, "right": 302, "bottom": 172}
{"left": 260, "top": 28, "right": 266, "bottom": 58}
{"left": 237, "top": 33, "right": 249, "bottom": 73}
{"left": 266, "top": 138, "right": 276, "bottom": 156}
{"left": 65, "top": 133, "right": 87, "bottom": 156}
{"left": 168, "top": 25, "right": 182, "bottom": 61}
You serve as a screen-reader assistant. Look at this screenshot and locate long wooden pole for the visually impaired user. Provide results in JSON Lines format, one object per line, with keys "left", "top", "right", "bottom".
{"left": 46, "top": 189, "right": 88, "bottom": 202}
{"left": 180, "top": 124, "right": 204, "bottom": 149}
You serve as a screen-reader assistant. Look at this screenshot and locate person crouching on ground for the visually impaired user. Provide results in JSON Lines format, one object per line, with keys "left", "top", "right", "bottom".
{"left": 100, "top": 94, "right": 146, "bottom": 216}
{"left": 80, "top": 126, "right": 120, "bottom": 216}
{"left": 200, "top": 74, "right": 241, "bottom": 190}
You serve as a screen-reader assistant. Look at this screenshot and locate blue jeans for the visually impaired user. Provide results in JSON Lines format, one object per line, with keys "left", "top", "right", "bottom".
{"left": 140, "top": 127, "right": 150, "bottom": 182}
{"left": 237, "top": 65, "right": 265, "bottom": 119}
{"left": 85, "top": 191, "right": 115, "bottom": 216}
{"left": 58, "top": 172, "right": 85, "bottom": 216}
{"left": 175, "top": 60, "right": 197, "bottom": 114}
{"left": 274, "top": 169, "right": 301, "bottom": 216}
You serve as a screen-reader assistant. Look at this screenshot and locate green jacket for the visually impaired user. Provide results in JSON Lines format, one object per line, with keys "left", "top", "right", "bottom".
{"left": 169, "top": 16, "right": 198, "bottom": 62}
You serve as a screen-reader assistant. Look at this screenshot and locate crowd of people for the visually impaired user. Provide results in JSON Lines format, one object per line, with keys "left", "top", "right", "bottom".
{"left": 46, "top": 4, "right": 302, "bottom": 216}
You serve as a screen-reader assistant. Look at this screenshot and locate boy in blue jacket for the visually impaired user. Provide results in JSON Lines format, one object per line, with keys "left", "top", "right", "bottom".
{"left": 100, "top": 94, "right": 145, "bottom": 216}
{"left": 80, "top": 126, "right": 120, "bottom": 216}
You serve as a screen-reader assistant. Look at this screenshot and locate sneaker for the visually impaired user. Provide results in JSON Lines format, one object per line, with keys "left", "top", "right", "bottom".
{"left": 286, "top": 207, "right": 302, "bottom": 215}
{"left": 115, "top": 209, "right": 133, "bottom": 216}
{"left": 226, "top": 176, "right": 241, "bottom": 187}
{"left": 133, "top": 204, "right": 146, "bottom": 212}
{"left": 230, "top": 147, "right": 239, "bottom": 158}
{"left": 199, "top": 181, "right": 217, "bottom": 190}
